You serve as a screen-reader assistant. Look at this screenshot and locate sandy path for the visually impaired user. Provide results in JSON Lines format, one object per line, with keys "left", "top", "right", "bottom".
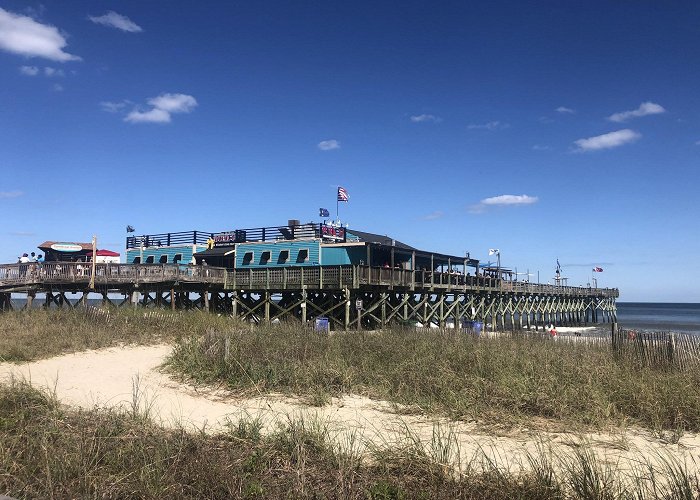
{"left": 0, "top": 344, "right": 698, "bottom": 476}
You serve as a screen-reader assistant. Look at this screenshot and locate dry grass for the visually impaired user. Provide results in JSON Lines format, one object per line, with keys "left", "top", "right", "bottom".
{"left": 0, "top": 380, "right": 698, "bottom": 499}
{"left": 0, "top": 308, "right": 229, "bottom": 362}
{"left": 165, "top": 324, "right": 700, "bottom": 432}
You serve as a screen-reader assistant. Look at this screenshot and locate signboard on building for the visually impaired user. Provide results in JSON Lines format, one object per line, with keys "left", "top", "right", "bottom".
{"left": 214, "top": 230, "right": 247, "bottom": 246}
{"left": 50, "top": 243, "right": 83, "bottom": 252}
{"left": 320, "top": 224, "right": 346, "bottom": 242}
{"left": 213, "top": 232, "right": 236, "bottom": 247}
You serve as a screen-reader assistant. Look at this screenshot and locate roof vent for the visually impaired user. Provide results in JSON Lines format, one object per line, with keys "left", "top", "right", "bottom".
{"left": 288, "top": 219, "right": 300, "bottom": 227}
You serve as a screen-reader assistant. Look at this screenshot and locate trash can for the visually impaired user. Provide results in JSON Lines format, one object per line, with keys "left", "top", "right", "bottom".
{"left": 472, "top": 321, "right": 483, "bottom": 336}
{"left": 314, "top": 317, "right": 329, "bottom": 333}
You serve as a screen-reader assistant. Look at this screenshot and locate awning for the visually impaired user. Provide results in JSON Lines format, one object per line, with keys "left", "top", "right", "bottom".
{"left": 193, "top": 247, "right": 235, "bottom": 258}
{"left": 96, "top": 249, "right": 120, "bottom": 257}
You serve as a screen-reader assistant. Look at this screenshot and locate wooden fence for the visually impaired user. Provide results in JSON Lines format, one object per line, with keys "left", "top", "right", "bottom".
{"left": 407, "top": 326, "right": 700, "bottom": 370}
{"left": 613, "top": 329, "right": 700, "bottom": 370}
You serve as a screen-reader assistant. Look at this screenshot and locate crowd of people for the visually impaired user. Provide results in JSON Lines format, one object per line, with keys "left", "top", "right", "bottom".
{"left": 17, "top": 252, "right": 43, "bottom": 263}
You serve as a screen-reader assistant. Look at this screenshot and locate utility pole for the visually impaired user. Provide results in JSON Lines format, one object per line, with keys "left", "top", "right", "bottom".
{"left": 89, "top": 235, "right": 97, "bottom": 290}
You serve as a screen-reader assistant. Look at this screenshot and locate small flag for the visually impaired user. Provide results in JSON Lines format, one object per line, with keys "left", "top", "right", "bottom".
{"left": 593, "top": 267, "right": 603, "bottom": 272}
{"left": 556, "top": 259, "right": 561, "bottom": 271}
{"left": 319, "top": 208, "right": 330, "bottom": 217}
{"left": 337, "top": 186, "right": 349, "bottom": 202}
{"left": 126, "top": 225, "right": 135, "bottom": 233}
{"left": 488, "top": 249, "right": 499, "bottom": 256}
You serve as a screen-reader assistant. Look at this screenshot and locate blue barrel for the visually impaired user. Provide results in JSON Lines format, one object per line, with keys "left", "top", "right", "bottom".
{"left": 314, "top": 317, "right": 329, "bottom": 332}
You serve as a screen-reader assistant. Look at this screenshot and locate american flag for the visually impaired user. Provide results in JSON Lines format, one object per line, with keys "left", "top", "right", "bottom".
{"left": 337, "top": 186, "right": 349, "bottom": 202}
{"left": 593, "top": 267, "right": 603, "bottom": 272}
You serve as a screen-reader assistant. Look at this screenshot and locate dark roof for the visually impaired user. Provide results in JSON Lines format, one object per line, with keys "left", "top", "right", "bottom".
{"left": 193, "top": 247, "right": 235, "bottom": 258}
{"left": 346, "top": 229, "right": 479, "bottom": 266}
{"left": 346, "top": 229, "right": 416, "bottom": 251}
{"left": 38, "top": 241, "right": 94, "bottom": 251}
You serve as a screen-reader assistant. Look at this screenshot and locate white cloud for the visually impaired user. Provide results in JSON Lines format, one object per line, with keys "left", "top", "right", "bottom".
{"left": 125, "top": 108, "right": 171, "bottom": 124}
{"left": 19, "top": 65, "right": 38, "bottom": 75}
{"left": 100, "top": 100, "right": 130, "bottom": 113}
{"left": 318, "top": 139, "right": 340, "bottom": 151}
{"left": 124, "top": 93, "right": 198, "bottom": 124}
{"left": 482, "top": 194, "right": 538, "bottom": 206}
{"left": 44, "top": 66, "right": 64, "bottom": 77}
{"left": 532, "top": 144, "right": 551, "bottom": 151}
{"left": 410, "top": 114, "right": 441, "bottom": 123}
{"left": 52, "top": 83, "right": 64, "bottom": 92}
{"left": 421, "top": 210, "right": 444, "bottom": 220}
{"left": 574, "top": 129, "right": 641, "bottom": 152}
{"left": 469, "top": 194, "right": 538, "bottom": 214}
{"left": 147, "top": 93, "right": 197, "bottom": 113}
{"left": 556, "top": 106, "right": 575, "bottom": 114}
{"left": 88, "top": 11, "right": 142, "bottom": 33}
{"left": 467, "top": 121, "right": 509, "bottom": 130}
{"left": 0, "top": 7, "right": 81, "bottom": 61}
{"left": 607, "top": 102, "right": 666, "bottom": 122}
{"left": 0, "top": 190, "right": 23, "bottom": 199}
{"left": 695, "top": 140, "right": 700, "bottom": 146}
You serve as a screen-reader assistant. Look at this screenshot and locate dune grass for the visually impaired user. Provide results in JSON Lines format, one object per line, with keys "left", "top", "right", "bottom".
{"left": 164, "top": 324, "right": 700, "bottom": 432}
{"left": 0, "top": 380, "right": 697, "bottom": 499}
{"left": 3, "top": 309, "right": 700, "bottom": 433}
{"left": 0, "top": 308, "right": 229, "bottom": 362}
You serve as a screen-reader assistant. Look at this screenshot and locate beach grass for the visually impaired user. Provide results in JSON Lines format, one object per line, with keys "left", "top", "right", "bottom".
{"left": 0, "top": 380, "right": 697, "bottom": 499}
{"left": 3, "top": 309, "right": 700, "bottom": 433}
{"left": 164, "top": 323, "right": 700, "bottom": 432}
{"left": 0, "top": 307, "right": 231, "bottom": 362}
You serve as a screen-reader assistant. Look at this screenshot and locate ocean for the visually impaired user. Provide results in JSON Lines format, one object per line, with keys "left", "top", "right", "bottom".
{"left": 617, "top": 302, "right": 700, "bottom": 334}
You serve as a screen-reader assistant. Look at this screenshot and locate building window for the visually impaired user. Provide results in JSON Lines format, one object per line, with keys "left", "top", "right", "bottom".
{"left": 278, "top": 249, "right": 289, "bottom": 264}
{"left": 159, "top": 255, "right": 168, "bottom": 263}
{"left": 297, "top": 249, "right": 309, "bottom": 263}
{"left": 173, "top": 254, "right": 182, "bottom": 264}
{"left": 146, "top": 256, "right": 155, "bottom": 264}
{"left": 243, "top": 251, "right": 254, "bottom": 265}
{"left": 132, "top": 256, "right": 141, "bottom": 264}
{"left": 261, "top": 250, "right": 271, "bottom": 264}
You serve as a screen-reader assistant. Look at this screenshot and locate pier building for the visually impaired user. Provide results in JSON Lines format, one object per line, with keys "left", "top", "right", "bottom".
{"left": 0, "top": 221, "right": 619, "bottom": 330}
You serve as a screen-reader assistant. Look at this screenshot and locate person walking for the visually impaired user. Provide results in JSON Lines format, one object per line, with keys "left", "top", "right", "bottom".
{"left": 19, "top": 253, "right": 30, "bottom": 278}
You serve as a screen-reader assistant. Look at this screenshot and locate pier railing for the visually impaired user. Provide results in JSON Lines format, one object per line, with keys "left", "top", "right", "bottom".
{"left": 0, "top": 262, "right": 618, "bottom": 297}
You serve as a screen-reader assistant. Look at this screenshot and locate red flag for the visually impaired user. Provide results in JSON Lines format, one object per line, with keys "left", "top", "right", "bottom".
{"left": 593, "top": 267, "right": 603, "bottom": 272}
{"left": 337, "top": 186, "right": 349, "bottom": 202}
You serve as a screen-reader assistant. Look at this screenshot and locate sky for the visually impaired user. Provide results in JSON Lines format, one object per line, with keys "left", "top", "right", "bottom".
{"left": 1, "top": 1, "right": 699, "bottom": 302}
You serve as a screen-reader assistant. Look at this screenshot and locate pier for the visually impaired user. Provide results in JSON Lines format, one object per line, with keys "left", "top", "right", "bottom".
{"left": 0, "top": 260, "right": 619, "bottom": 330}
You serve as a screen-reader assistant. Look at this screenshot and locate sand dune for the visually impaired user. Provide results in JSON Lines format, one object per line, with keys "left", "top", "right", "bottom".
{"left": 0, "top": 343, "right": 697, "bottom": 476}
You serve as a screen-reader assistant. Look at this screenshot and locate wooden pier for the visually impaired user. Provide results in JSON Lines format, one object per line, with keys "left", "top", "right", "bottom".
{"left": 0, "top": 262, "right": 618, "bottom": 330}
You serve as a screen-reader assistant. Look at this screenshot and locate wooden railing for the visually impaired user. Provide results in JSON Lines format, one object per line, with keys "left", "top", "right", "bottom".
{"left": 0, "top": 262, "right": 619, "bottom": 297}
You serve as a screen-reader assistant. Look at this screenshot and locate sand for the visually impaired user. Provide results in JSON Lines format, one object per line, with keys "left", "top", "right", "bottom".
{"left": 0, "top": 343, "right": 698, "bottom": 476}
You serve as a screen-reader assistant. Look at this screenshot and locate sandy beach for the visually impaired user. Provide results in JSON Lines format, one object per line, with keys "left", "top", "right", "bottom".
{"left": 0, "top": 342, "right": 697, "bottom": 477}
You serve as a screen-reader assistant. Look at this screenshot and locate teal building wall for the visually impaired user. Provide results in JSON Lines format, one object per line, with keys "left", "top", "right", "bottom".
{"left": 320, "top": 245, "right": 367, "bottom": 265}
{"left": 235, "top": 240, "right": 321, "bottom": 268}
{"left": 125, "top": 244, "right": 206, "bottom": 264}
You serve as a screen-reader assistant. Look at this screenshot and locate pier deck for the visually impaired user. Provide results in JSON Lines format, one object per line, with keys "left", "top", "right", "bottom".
{"left": 0, "top": 262, "right": 619, "bottom": 330}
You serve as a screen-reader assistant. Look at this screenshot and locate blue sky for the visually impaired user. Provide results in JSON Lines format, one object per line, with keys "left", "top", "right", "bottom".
{"left": 1, "top": 1, "right": 699, "bottom": 302}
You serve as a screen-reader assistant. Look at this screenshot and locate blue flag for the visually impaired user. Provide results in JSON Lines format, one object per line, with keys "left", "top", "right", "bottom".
{"left": 319, "top": 208, "right": 330, "bottom": 217}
